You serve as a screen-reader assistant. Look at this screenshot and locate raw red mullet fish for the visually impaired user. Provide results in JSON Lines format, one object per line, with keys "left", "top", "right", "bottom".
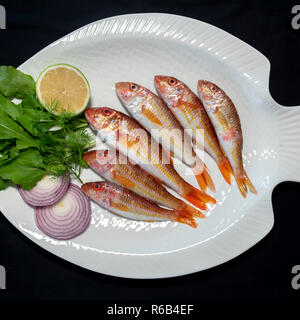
{"left": 115, "top": 82, "right": 215, "bottom": 192}
{"left": 84, "top": 149, "right": 204, "bottom": 217}
{"left": 85, "top": 107, "right": 216, "bottom": 211}
{"left": 197, "top": 80, "right": 257, "bottom": 197}
{"left": 154, "top": 76, "right": 233, "bottom": 185}
{"left": 81, "top": 181, "right": 201, "bottom": 228}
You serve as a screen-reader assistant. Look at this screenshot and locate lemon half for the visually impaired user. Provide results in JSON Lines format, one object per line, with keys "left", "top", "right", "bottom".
{"left": 36, "top": 64, "right": 91, "bottom": 115}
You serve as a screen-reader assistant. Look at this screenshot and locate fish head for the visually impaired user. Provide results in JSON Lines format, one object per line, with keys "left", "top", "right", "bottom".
{"left": 115, "top": 82, "right": 148, "bottom": 109}
{"left": 83, "top": 149, "right": 116, "bottom": 175}
{"left": 154, "top": 75, "right": 185, "bottom": 108}
{"left": 81, "top": 181, "right": 115, "bottom": 208}
{"left": 197, "top": 80, "right": 225, "bottom": 105}
{"left": 85, "top": 107, "right": 121, "bottom": 131}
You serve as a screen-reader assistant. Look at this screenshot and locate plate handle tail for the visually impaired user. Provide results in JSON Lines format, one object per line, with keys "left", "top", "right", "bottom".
{"left": 278, "top": 105, "right": 300, "bottom": 182}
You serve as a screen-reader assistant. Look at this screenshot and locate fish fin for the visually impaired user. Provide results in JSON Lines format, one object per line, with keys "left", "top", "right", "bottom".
{"left": 225, "top": 157, "right": 234, "bottom": 174}
{"left": 234, "top": 176, "right": 247, "bottom": 198}
{"left": 174, "top": 210, "right": 199, "bottom": 228}
{"left": 244, "top": 172, "right": 257, "bottom": 195}
{"left": 113, "top": 173, "right": 136, "bottom": 189}
{"left": 183, "top": 185, "right": 216, "bottom": 211}
{"left": 184, "top": 194, "right": 207, "bottom": 211}
{"left": 202, "top": 165, "right": 216, "bottom": 193}
{"left": 192, "top": 161, "right": 216, "bottom": 193}
{"left": 193, "top": 170, "right": 207, "bottom": 192}
{"left": 180, "top": 204, "right": 206, "bottom": 219}
{"left": 235, "top": 171, "right": 257, "bottom": 198}
{"left": 217, "top": 157, "right": 233, "bottom": 185}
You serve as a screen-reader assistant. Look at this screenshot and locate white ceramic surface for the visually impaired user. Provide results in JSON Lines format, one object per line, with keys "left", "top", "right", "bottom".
{"left": 1, "top": 13, "right": 299, "bottom": 279}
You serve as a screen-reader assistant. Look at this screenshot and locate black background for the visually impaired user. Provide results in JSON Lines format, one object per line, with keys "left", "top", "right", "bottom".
{"left": 0, "top": 0, "right": 300, "bottom": 301}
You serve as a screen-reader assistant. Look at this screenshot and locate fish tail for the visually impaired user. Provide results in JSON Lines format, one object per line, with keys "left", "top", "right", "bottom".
{"left": 179, "top": 203, "right": 206, "bottom": 219}
{"left": 192, "top": 158, "right": 216, "bottom": 193}
{"left": 198, "top": 165, "right": 216, "bottom": 193}
{"left": 217, "top": 157, "right": 233, "bottom": 185}
{"left": 235, "top": 170, "right": 257, "bottom": 198}
{"left": 174, "top": 210, "right": 199, "bottom": 228}
{"left": 244, "top": 172, "right": 257, "bottom": 195}
{"left": 183, "top": 184, "right": 216, "bottom": 211}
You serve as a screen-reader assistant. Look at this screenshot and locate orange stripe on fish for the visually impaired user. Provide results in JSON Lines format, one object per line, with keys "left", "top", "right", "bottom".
{"left": 112, "top": 172, "right": 136, "bottom": 190}
{"left": 141, "top": 104, "right": 163, "bottom": 126}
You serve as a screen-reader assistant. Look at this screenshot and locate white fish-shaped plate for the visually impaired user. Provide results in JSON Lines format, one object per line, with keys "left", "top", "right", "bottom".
{"left": 0, "top": 13, "right": 298, "bottom": 279}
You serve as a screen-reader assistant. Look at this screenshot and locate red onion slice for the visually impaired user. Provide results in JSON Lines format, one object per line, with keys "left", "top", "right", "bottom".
{"left": 18, "top": 173, "right": 70, "bottom": 207}
{"left": 35, "top": 184, "right": 92, "bottom": 240}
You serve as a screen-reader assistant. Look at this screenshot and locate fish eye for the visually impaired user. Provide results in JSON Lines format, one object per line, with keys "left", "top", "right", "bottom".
{"left": 211, "top": 86, "right": 216, "bottom": 91}
{"left": 94, "top": 184, "right": 100, "bottom": 189}
{"left": 131, "top": 85, "right": 137, "bottom": 90}
{"left": 102, "top": 108, "right": 112, "bottom": 116}
{"left": 98, "top": 152, "right": 102, "bottom": 157}
{"left": 168, "top": 78, "right": 176, "bottom": 85}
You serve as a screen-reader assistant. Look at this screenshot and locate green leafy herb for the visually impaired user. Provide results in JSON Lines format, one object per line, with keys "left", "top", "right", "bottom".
{"left": 0, "top": 178, "right": 10, "bottom": 191}
{"left": 0, "top": 109, "right": 41, "bottom": 148}
{"left": 0, "top": 149, "right": 46, "bottom": 190}
{"left": 0, "top": 66, "right": 95, "bottom": 190}
{"left": 40, "top": 128, "right": 94, "bottom": 182}
{"left": 0, "top": 66, "right": 35, "bottom": 99}
{"left": 0, "top": 93, "right": 21, "bottom": 119}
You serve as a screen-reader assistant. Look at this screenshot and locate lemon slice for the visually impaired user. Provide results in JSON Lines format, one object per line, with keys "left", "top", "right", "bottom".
{"left": 36, "top": 64, "right": 91, "bottom": 115}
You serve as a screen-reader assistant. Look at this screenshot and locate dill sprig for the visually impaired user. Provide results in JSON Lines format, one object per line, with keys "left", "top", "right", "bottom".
{"left": 22, "top": 95, "right": 95, "bottom": 182}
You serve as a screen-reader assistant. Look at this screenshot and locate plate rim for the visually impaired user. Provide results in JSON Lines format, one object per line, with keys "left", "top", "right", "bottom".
{"left": 1, "top": 13, "right": 277, "bottom": 279}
